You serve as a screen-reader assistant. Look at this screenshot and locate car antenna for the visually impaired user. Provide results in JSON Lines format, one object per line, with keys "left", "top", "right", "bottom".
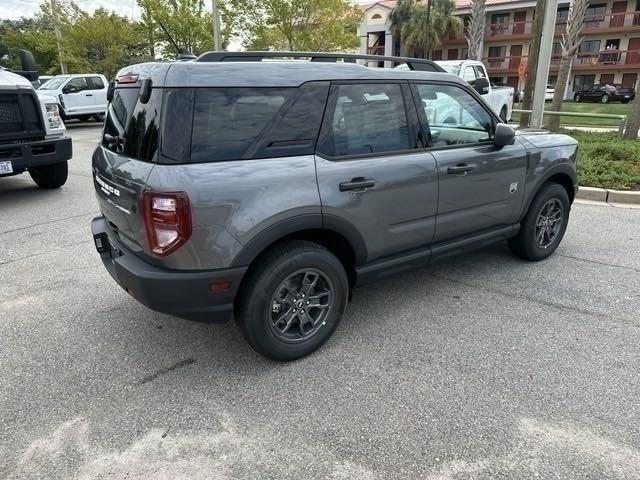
{"left": 157, "top": 20, "right": 196, "bottom": 60}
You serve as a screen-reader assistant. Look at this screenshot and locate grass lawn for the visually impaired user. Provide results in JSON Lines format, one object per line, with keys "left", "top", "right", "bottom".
{"left": 512, "top": 100, "right": 631, "bottom": 127}
{"left": 559, "top": 129, "right": 640, "bottom": 191}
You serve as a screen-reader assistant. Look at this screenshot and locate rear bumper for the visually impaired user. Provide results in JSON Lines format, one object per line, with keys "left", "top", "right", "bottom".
{"left": 0, "top": 136, "right": 72, "bottom": 173}
{"left": 91, "top": 216, "right": 247, "bottom": 323}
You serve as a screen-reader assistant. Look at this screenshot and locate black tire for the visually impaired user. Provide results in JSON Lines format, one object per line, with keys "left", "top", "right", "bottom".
{"left": 601, "top": 94, "right": 610, "bottom": 104}
{"left": 93, "top": 114, "right": 105, "bottom": 122}
{"left": 29, "top": 161, "right": 68, "bottom": 189}
{"left": 508, "top": 182, "right": 570, "bottom": 261}
{"left": 236, "top": 240, "right": 349, "bottom": 361}
{"left": 499, "top": 106, "right": 508, "bottom": 122}
{"left": 77, "top": 115, "right": 91, "bottom": 121}
{"left": 574, "top": 93, "right": 581, "bottom": 102}
{"left": 621, "top": 99, "right": 630, "bottom": 104}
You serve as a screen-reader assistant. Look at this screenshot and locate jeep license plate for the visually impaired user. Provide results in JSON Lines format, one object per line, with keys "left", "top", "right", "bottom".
{"left": 0, "top": 161, "right": 13, "bottom": 175}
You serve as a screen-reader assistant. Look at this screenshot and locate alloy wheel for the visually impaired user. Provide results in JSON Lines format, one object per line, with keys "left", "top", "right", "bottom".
{"left": 269, "top": 269, "right": 334, "bottom": 343}
{"left": 535, "top": 199, "right": 564, "bottom": 249}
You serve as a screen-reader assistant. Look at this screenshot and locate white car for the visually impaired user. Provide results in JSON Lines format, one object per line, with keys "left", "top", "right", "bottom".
{"left": 39, "top": 74, "right": 108, "bottom": 121}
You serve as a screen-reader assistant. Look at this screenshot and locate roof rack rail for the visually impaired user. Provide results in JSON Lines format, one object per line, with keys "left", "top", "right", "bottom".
{"left": 195, "top": 51, "right": 445, "bottom": 73}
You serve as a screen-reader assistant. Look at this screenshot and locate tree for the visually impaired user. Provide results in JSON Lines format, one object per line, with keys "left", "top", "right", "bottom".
{"left": 389, "top": 0, "right": 414, "bottom": 56}
{"left": 547, "top": 0, "right": 587, "bottom": 131}
{"left": 0, "top": 17, "right": 59, "bottom": 74}
{"left": 230, "top": 0, "right": 361, "bottom": 51}
{"left": 519, "top": 0, "right": 545, "bottom": 128}
{"left": 389, "top": 0, "right": 461, "bottom": 58}
{"left": 465, "top": 0, "right": 485, "bottom": 61}
{"left": 137, "top": 0, "right": 232, "bottom": 58}
{"left": 624, "top": 97, "right": 640, "bottom": 139}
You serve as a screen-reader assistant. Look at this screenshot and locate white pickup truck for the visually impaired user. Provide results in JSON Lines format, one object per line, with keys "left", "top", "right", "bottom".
{"left": 0, "top": 50, "right": 72, "bottom": 188}
{"left": 437, "top": 60, "right": 514, "bottom": 122}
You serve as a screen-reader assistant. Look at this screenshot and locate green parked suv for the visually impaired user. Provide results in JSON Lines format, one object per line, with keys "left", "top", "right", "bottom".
{"left": 92, "top": 52, "right": 578, "bottom": 360}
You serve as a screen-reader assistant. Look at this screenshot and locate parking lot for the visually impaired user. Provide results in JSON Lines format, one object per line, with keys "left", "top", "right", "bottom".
{"left": 1, "top": 124, "right": 640, "bottom": 479}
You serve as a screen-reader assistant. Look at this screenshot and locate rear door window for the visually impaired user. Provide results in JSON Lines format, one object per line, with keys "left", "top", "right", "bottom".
{"left": 86, "top": 76, "right": 105, "bottom": 90}
{"left": 317, "top": 83, "right": 412, "bottom": 157}
{"left": 190, "top": 88, "right": 292, "bottom": 163}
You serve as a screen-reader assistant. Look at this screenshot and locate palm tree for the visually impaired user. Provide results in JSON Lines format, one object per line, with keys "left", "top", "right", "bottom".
{"left": 399, "top": 0, "right": 462, "bottom": 58}
{"left": 466, "top": 0, "right": 486, "bottom": 61}
{"left": 389, "top": 0, "right": 415, "bottom": 55}
{"left": 547, "top": 0, "right": 587, "bottom": 131}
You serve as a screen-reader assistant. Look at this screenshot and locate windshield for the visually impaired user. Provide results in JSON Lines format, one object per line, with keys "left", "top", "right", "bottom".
{"left": 39, "top": 76, "right": 70, "bottom": 90}
{"left": 436, "top": 62, "right": 462, "bottom": 76}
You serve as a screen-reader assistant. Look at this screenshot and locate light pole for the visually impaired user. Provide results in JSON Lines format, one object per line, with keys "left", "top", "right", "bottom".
{"left": 530, "top": 0, "right": 558, "bottom": 128}
{"left": 211, "top": 0, "right": 222, "bottom": 51}
{"left": 50, "top": 0, "right": 67, "bottom": 74}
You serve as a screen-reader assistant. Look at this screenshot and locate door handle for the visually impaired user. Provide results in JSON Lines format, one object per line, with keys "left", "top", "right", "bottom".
{"left": 339, "top": 177, "right": 375, "bottom": 192}
{"left": 447, "top": 164, "right": 476, "bottom": 175}
{"left": 85, "top": 93, "right": 93, "bottom": 97}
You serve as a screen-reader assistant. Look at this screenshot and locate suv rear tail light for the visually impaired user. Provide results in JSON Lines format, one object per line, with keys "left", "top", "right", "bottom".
{"left": 141, "top": 191, "right": 192, "bottom": 256}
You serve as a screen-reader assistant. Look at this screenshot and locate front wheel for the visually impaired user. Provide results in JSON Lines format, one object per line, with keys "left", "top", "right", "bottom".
{"left": 508, "top": 182, "right": 570, "bottom": 261}
{"left": 574, "top": 93, "right": 581, "bottom": 102}
{"left": 29, "top": 161, "right": 68, "bottom": 189}
{"left": 622, "top": 99, "right": 630, "bottom": 104}
{"left": 236, "top": 240, "right": 349, "bottom": 361}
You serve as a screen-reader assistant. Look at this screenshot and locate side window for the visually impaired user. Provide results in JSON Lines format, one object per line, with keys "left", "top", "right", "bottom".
{"left": 473, "top": 66, "right": 487, "bottom": 79}
{"left": 191, "top": 88, "right": 291, "bottom": 163}
{"left": 462, "top": 67, "right": 477, "bottom": 84}
{"left": 318, "top": 83, "right": 412, "bottom": 157}
{"left": 65, "top": 77, "right": 87, "bottom": 92}
{"left": 414, "top": 83, "right": 493, "bottom": 147}
{"left": 86, "top": 76, "right": 105, "bottom": 90}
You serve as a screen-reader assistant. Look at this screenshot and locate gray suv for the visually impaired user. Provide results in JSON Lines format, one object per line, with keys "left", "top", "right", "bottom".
{"left": 91, "top": 52, "right": 578, "bottom": 360}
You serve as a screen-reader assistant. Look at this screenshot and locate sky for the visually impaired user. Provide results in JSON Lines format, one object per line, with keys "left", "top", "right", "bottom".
{"left": 1, "top": 0, "right": 141, "bottom": 20}
{"left": 1, "top": 0, "right": 373, "bottom": 21}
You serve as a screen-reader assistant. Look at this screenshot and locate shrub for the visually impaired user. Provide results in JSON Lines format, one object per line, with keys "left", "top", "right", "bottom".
{"left": 559, "top": 130, "right": 640, "bottom": 190}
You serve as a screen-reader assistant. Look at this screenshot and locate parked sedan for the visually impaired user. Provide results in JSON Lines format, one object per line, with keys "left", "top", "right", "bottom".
{"left": 574, "top": 84, "right": 635, "bottom": 104}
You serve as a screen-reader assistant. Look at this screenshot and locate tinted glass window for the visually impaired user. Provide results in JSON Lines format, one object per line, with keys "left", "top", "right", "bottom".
{"left": 414, "top": 83, "right": 493, "bottom": 146}
{"left": 103, "top": 87, "right": 161, "bottom": 162}
{"left": 318, "top": 83, "right": 411, "bottom": 157}
{"left": 86, "top": 76, "right": 105, "bottom": 90}
{"left": 66, "top": 77, "right": 87, "bottom": 92}
{"left": 191, "top": 88, "right": 291, "bottom": 163}
{"left": 161, "top": 88, "right": 195, "bottom": 163}
{"left": 462, "top": 67, "right": 477, "bottom": 83}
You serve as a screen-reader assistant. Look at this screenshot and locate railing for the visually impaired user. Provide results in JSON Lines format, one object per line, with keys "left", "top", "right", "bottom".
{"left": 486, "top": 21, "right": 533, "bottom": 37}
{"left": 574, "top": 50, "right": 640, "bottom": 68}
{"left": 482, "top": 50, "right": 640, "bottom": 72}
{"left": 512, "top": 109, "right": 628, "bottom": 136}
{"left": 367, "top": 45, "right": 385, "bottom": 56}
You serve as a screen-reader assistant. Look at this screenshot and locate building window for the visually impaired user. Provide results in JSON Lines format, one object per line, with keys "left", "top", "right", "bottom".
{"left": 578, "top": 39, "right": 600, "bottom": 64}
{"left": 487, "top": 46, "right": 507, "bottom": 67}
{"left": 574, "top": 74, "right": 596, "bottom": 91}
{"left": 585, "top": 3, "right": 606, "bottom": 27}
{"left": 556, "top": 7, "right": 569, "bottom": 25}
{"left": 371, "top": 13, "right": 382, "bottom": 20}
{"left": 490, "top": 13, "right": 510, "bottom": 35}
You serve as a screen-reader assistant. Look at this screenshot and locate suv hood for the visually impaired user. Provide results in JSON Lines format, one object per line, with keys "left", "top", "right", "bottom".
{"left": 516, "top": 129, "right": 578, "bottom": 148}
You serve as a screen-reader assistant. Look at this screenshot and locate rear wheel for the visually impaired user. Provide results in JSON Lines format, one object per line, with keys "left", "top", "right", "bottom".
{"left": 601, "top": 94, "right": 610, "bottom": 104}
{"left": 622, "top": 99, "right": 630, "bottom": 104}
{"left": 77, "top": 115, "right": 91, "bottom": 121}
{"left": 29, "top": 161, "right": 68, "bottom": 189}
{"left": 236, "top": 240, "right": 348, "bottom": 361}
{"left": 574, "top": 93, "right": 581, "bottom": 102}
{"left": 508, "top": 182, "right": 570, "bottom": 261}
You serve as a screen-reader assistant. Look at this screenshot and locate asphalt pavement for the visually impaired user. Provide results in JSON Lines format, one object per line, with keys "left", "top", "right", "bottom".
{"left": 1, "top": 123, "right": 639, "bottom": 480}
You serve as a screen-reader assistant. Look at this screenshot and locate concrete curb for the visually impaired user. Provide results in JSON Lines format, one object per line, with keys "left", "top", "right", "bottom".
{"left": 576, "top": 186, "right": 640, "bottom": 205}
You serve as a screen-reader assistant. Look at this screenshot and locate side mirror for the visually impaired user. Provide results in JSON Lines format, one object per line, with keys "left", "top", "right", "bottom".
{"left": 18, "top": 50, "right": 38, "bottom": 82}
{"left": 106, "top": 81, "right": 115, "bottom": 102}
{"left": 494, "top": 123, "right": 515, "bottom": 147}
{"left": 63, "top": 85, "right": 78, "bottom": 94}
{"left": 473, "top": 77, "right": 490, "bottom": 95}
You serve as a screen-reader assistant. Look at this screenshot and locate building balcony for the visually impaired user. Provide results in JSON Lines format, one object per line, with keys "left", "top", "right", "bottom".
{"left": 485, "top": 21, "right": 533, "bottom": 41}
{"left": 578, "top": 11, "right": 640, "bottom": 34}
{"left": 483, "top": 50, "right": 640, "bottom": 74}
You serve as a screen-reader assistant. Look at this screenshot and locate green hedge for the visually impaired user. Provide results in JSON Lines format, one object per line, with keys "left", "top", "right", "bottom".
{"left": 560, "top": 129, "right": 640, "bottom": 191}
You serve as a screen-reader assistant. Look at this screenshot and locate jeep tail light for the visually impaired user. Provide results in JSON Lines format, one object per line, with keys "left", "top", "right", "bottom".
{"left": 141, "top": 191, "right": 192, "bottom": 256}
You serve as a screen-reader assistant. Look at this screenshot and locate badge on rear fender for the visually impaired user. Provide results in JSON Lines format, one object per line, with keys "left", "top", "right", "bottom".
{"left": 95, "top": 174, "right": 120, "bottom": 197}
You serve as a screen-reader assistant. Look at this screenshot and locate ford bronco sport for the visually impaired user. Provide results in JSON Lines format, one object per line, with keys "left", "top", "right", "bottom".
{"left": 91, "top": 52, "right": 578, "bottom": 361}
